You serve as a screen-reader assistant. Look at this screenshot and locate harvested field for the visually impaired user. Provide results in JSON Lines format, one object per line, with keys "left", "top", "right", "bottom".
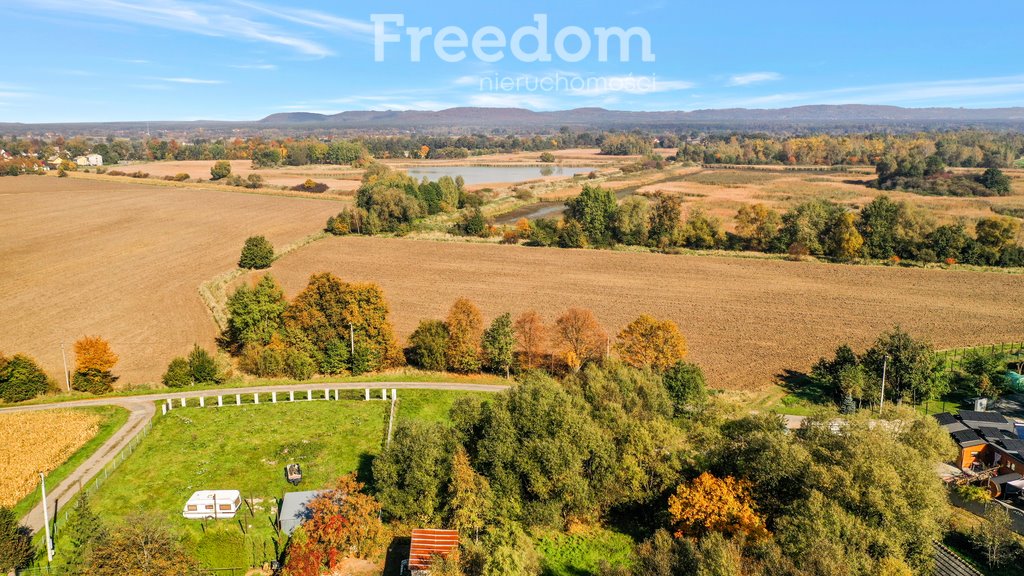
{"left": 0, "top": 176, "right": 343, "bottom": 384}
{"left": 243, "top": 236, "right": 1024, "bottom": 390}
{"left": 105, "top": 160, "right": 362, "bottom": 193}
{"left": 0, "top": 409, "right": 101, "bottom": 506}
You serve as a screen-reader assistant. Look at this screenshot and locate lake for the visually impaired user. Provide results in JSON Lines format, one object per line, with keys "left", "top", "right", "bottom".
{"left": 404, "top": 165, "right": 597, "bottom": 185}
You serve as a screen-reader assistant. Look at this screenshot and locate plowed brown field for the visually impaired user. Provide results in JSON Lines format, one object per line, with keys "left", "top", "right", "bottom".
{"left": 0, "top": 176, "right": 342, "bottom": 384}
{"left": 241, "top": 236, "right": 1024, "bottom": 390}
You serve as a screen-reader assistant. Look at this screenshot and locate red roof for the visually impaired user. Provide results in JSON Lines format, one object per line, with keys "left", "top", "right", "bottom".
{"left": 408, "top": 529, "right": 459, "bottom": 571}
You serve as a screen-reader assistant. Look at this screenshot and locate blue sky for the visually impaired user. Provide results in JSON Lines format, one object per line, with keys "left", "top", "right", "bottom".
{"left": 4, "top": 0, "right": 1024, "bottom": 122}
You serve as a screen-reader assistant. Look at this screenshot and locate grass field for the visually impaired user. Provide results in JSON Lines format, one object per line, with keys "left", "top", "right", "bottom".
{"left": 535, "top": 529, "right": 636, "bottom": 576}
{"left": 246, "top": 235, "right": 1024, "bottom": 391}
{"left": 0, "top": 175, "right": 343, "bottom": 385}
{"left": 3, "top": 406, "right": 128, "bottom": 515}
{"left": 82, "top": 390, "right": 483, "bottom": 567}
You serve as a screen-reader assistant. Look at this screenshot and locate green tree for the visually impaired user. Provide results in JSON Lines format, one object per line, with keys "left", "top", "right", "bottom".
{"left": 613, "top": 196, "right": 650, "bottom": 246}
{"left": 482, "top": 313, "right": 516, "bottom": 378}
{"left": 0, "top": 353, "right": 51, "bottom": 403}
{"left": 372, "top": 421, "right": 455, "bottom": 524}
{"left": 778, "top": 199, "right": 845, "bottom": 256}
{"left": 978, "top": 167, "right": 1011, "bottom": 195}
{"left": 284, "top": 348, "right": 315, "bottom": 380}
{"left": 857, "top": 196, "right": 904, "bottom": 259}
{"left": 407, "top": 320, "right": 450, "bottom": 372}
{"left": 825, "top": 212, "right": 864, "bottom": 261}
{"left": 225, "top": 274, "right": 287, "bottom": 349}
{"left": 662, "top": 361, "right": 708, "bottom": 413}
{"left": 447, "top": 446, "right": 492, "bottom": 542}
{"left": 61, "top": 493, "right": 106, "bottom": 570}
{"left": 188, "top": 345, "right": 223, "bottom": 385}
{"left": 976, "top": 217, "right": 1018, "bottom": 251}
{"left": 84, "top": 513, "right": 199, "bottom": 575}
{"left": 682, "top": 209, "right": 725, "bottom": 249}
{"left": 565, "top": 184, "right": 618, "bottom": 246}
{"left": 862, "top": 327, "right": 943, "bottom": 404}
{"left": 161, "top": 357, "right": 191, "bottom": 388}
{"left": 210, "top": 160, "right": 231, "bottom": 180}
{"left": 735, "top": 204, "right": 781, "bottom": 252}
{"left": 972, "top": 505, "right": 1016, "bottom": 568}
{"left": 648, "top": 193, "right": 683, "bottom": 249}
{"left": 0, "top": 507, "right": 34, "bottom": 572}
{"left": 953, "top": 349, "right": 1010, "bottom": 397}
{"left": 238, "top": 235, "right": 274, "bottom": 269}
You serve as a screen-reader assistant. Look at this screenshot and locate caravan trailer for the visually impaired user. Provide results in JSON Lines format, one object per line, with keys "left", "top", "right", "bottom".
{"left": 182, "top": 490, "right": 242, "bottom": 519}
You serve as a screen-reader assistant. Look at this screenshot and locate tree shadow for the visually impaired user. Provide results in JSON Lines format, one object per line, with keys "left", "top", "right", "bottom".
{"left": 356, "top": 452, "right": 375, "bottom": 488}
{"left": 382, "top": 536, "right": 410, "bottom": 576}
{"left": 776, "top": 369, "right": 832, "bottom": 406}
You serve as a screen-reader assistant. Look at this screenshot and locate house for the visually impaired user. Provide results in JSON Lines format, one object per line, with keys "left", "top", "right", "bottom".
{"left": 74, "top": 153, "right": 103, "bottom": 167}
{"left": 182, "top": 490, "right": 242, "bottom": 519}
{"left": 405, "top": 529, "right": 459, "bottom": 575}
{"left": 0, "top": 149, "right": 11, "bottom": 160}
{"left": 932, "top": 541, "right": 983, "bottom": 576}
{"left": 278, "top": 490, "right": 319, "bottom": 536}
{"left": 937, "top": 410, "right": 1024, "bottom": 498}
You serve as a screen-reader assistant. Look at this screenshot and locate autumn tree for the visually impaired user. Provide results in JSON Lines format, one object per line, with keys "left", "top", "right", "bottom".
{"left": 825, "top": 212, "right": 864, "bottom": 261}
{"left": 72, "top": 336, "right": 118, "bottom": 394}
{"left": 210, "top": 160, "right": 231, "bottom": 180}
{"left": 297, "top": 474, "right": 389, "bottom": 567}
{"left": 446, "top": 446, "right": 492, "bottom": 542}
{"left": 513, "top": 311, "right": 548, "bottom": 370}
{"left": 555, "top": 308, "right": 608, "bottom": 372}
{"left": 445, "top": 298, "right": 484, "bottom": 373}
{"left": 735, "top": 203, "right": 782, "bottom": 252}
{"left": 615, "top": 315, "right": 687, "bottom": 371}
{"left": 225, "top": 274, "right": 287, "bottom": 349}
{"left": 482, "top": 313, "right": 516, "bottom": 378}
{"left": 667, "top": 472, "right": 767, "bottom": 539}
{"left": 283, "top": 273, "right": 403, "bottom": 373}
{"left": 84, "top": 513, "right": 200, "bottom": 576}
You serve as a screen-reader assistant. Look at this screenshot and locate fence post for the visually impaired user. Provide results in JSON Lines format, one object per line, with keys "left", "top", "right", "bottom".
{"left": 365, "top": 388, "right": 370, "bottom": 401}
{"left": 235, "top": 394, "right": 241, "bottom": 405}
{"left": 272, "top": 391, "right": 277, "bottom": 403}
{"left": 254, "top": 393, "right": 259, "bottom": 405}
{"left": 199, "top": 396, "right": 205, "bottom": 408}
{"left": 161, "top": 404, "right": 167, "bottom": 415}
{"left": 289, "top": 391, "right": 294, "bottom": 402}
{"left": 307, "top": 390, "right": 313, "bottom": 401}
{"left": 324, "top": 389, "right": 330, "bottom": 400}
{"left": 218, "top": 395, "right": 223, "bottom": 407}
{"left": 180, "top": 398, "right": 186, "bottom": 408}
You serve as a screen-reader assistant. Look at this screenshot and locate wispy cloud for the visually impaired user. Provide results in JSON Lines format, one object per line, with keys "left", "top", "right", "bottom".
{"left": 19, "top": 0, "right": 344, "bottom": 57}
{"left": 727, "top": 72, "right": 782, "bottom": 87}
{"left": 155, "top": 77, "right": 224, "bottom": 85}
{"left": 708, "top": 74, "right": 1024, "bottom": 108}
{"left": 231, "top": 1, "right": 375, "bottom": 39}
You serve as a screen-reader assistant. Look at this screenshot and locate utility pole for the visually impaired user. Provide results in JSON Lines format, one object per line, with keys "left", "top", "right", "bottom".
{"left": 60, "top": 341, "right": 71, "bottom": 391}
{"left": 879, "top": 356, "right": 888, "bottom": 414}
{"left": 350, "top": 323, "right": 355, "bottom": 355}
{"left": 40, "top": 473, "right": 54, "bottom": 563}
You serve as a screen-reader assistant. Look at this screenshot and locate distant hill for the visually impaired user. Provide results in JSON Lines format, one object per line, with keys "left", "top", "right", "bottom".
{"left": 258, "top": 105, "right": 1024, "bottom": 129}
{"left": 4, "top": 105, "right": 1024, "bottom": 136}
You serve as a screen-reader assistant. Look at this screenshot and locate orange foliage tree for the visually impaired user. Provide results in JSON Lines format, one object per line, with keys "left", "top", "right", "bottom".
{"left": 513, "top": 311, "right": 548, "bottom": 370}
{"left": 445, "top": 298, "right": 483, "bottom": 373}
{"left": 283, "top": 474, "right": 389, "bottom": 575}
{"left": 615, "top": 315, "right": 687, "bottom": 371}
{"left": 72, "top": 336, "right": 118, "bottom": 394}
{"left": 667, "top": 472, "right": 767, "bottom": 540}
{"left": 554, "top": 308, "right": 607, "bottom": 372}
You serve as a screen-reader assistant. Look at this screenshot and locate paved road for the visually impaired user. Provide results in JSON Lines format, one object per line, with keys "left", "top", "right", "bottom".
{"left": 3, "top": 381, "right": 509, "bottom": 534}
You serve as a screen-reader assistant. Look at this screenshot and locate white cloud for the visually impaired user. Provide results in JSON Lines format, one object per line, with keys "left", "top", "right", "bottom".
{"left": 156, "top": 77, "right": 224, "bottom": 85}
{"left": 467, "top": 93, "right": 558, "bottom": 110}
{"left": 230, "top": 2, "right": 375, "bottom": 38}
{"left": 19, "top": 0, "right": 339, "bottom": 57}
{"left": 727, "top": 72, "right": 783, "bottom": 87}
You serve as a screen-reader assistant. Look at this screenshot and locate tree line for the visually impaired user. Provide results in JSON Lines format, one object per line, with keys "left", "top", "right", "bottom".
{"left": 513, "top": 185, "right": 1023, "bottom": 267}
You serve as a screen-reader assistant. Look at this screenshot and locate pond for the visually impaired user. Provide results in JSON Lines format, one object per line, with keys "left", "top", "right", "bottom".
{"left": 404, "top": 165, "right": 597, "bottom": 185}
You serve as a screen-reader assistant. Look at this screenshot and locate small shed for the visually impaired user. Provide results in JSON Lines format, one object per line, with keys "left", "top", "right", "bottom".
{"left": 279, "top": 490, "right": 320, "bottom": 536}
{"left": 407, "top": 529, "right": 459, "bottom": 574}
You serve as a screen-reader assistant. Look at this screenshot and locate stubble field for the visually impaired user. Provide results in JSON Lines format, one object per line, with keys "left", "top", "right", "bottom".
{"left": 0, "top": 176, "right": 342, "bottom": 384}
{"left": 244, "top": 235, "right": 1024, "bottom": 390}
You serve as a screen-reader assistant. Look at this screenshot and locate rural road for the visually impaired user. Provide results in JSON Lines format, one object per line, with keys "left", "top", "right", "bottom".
{"left": 2, "top": 381, "right": 510, "bottom": 534}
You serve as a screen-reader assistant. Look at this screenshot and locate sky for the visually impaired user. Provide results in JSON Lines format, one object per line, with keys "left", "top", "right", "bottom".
{"left": 4, "top": 0, "right": 1024, "bottom": 122}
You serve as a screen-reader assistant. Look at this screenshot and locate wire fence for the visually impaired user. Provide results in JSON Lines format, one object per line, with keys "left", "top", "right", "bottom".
{"left": 937, "top": 342, "right": 1024, "bottom": 373}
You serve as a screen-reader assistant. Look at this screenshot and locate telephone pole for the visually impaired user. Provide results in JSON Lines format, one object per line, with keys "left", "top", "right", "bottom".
{"left": 60, "top": 341, "right": 71, "bottom": 391}
{"left": 40, "top": 473, "right": 54, "bottom": 562}
{"left": 879, "top": 356, "right": 888, "bottom": 414}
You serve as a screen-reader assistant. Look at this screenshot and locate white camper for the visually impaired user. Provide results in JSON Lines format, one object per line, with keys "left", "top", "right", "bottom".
{"left": 182, "top": 490, "right": 242, "bottom": 520}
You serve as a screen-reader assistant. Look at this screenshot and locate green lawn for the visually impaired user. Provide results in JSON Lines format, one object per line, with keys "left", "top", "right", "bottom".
{"left": 73, "top": 390, "right": 486, "bottom": 568}
{"left": 536, "top": 529, "right": 636, "bottom": 576}
{"left": 12, "top": 406, "right": 129, "bottom": 520}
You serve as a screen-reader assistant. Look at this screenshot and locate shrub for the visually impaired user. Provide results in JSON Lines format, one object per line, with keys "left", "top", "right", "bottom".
{"left": 162, "top": 357, "right": 192, "bottom": 388}
{"left": 106, "top": 170, "right": 127, "bottom": 177}
{"left": 57, "top": 169, "right": 68, "bottom": 178}
{"left": 540, "top": 152, "right": 556, "bottom": 163}
{"left": 71, "top": 369, "right": 114, "bottom": 395}
{"left": 284, "top": 348, "right": 316, "bottom": 381}
{"left": 238, "top": 236, "right": 274, "bottom": 269}
{"left": 292, "top": 179, "right": 329, "bottom": 193}
{"left": 164, "top": 173, "right": 190, "bottom": 182}
{"left": 245, "top": 174, "right": 263, "bottom": 189}
{"left": 188, "top": 345, "right": 223, "bottom": 385}
{"left": 450, "top": 208, "right": 489, "bottom": 237}
{"left": 514, "top": 188, "right": 534, "bottom": 201}
{"left": 0, "top": 354, "right": 51, "bottom": 403}
{"left": 210, "top": 160, "right": 232, "bottom": 180}
{"left": 406, "top": 320, "right": 450, "bottom": 372}
{"left": 128, "top": 171, "right": 149, "bottom": 179}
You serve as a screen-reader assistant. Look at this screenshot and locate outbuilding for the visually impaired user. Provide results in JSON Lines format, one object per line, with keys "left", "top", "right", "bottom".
{"left": 182, "top": 490, "right": 242, "bottom": 519}
{"left": 278, "top": 490, "right": 320, "bottom": 536}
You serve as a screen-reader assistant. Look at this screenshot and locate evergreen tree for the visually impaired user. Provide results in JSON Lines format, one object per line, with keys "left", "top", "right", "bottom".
{"left": 238, "top": 235, "right": 275, "bottom": 269}
{"left": 0, "top": 507, "right": 34, "bottom": 572}
{"left": 188, "top": 345, "right": 223, "bottom": 385}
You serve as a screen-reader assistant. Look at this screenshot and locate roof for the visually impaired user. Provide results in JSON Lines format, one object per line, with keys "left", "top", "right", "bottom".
{"left": 932, "top": 542, "right": 983, "bottom": 576}
{"left": 977, "top": 427, "right": 1012, "bottom": 440}
{"left": 1000, "top": 438, "right": 1024, "bottom": 455}
{"left": 950, "top": 429, "right": 986, "bottom": 448}
{"left": 278, "top": 491, "right": 320, "bottom": 536}
{"left": 186, "top": 490, "right": 240, "bottom": 501}
{"left": 409, "top": 529, "right": 459, "bottom": 571}
{"left": 958, "top": 410, "right": 1011, "bottom": 426}
{"left": 990, "top": 472, "right": 1023, "bottom": 485}
{"left": 933, "top": 413, "right": 958, "bottom": 426}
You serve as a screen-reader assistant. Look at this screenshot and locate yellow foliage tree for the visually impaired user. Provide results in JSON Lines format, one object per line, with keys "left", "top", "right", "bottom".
{"left": 615, "top": 315, "right": 687, "bottom": 371}
{"left": 73, "top": 336, "right": 118, "bottom": 373}
{"left": 445, "top": 297, "right": 483, "bottom": 373}
{"left": 554, "top": 308, "right": 607, "bottom": 372}
{"left": 513, "top": 310, "right": 547, "bottom": 370}
{"left": 667, "top": 472, "right": 767, "bottom": 540}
